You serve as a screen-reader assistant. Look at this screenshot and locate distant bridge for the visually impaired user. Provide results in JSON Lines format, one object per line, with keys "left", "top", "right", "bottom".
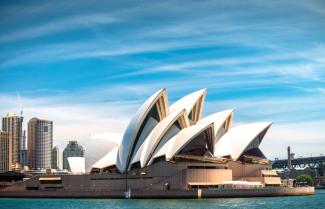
{"left": 272, "top": 156, "right": 325, "bottom": 169}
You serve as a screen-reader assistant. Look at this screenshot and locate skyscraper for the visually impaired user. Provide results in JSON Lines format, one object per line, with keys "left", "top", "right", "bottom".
{"left": 63, "top": 141, "right": 84, "bottom": 170}
{"left": 2, "top": 113, "right": 23, "bottom": 169}
{"left": 0, "top": 131, "right": 12, "bottom": 173}
{"left": 51, "top": 146, "right": 60, "bottom": 170}
{"left": 20, "top": 130, "right": 27, "bottom": 168}
{"left": 28, "top": 118, "right": 53, "bottom": 170}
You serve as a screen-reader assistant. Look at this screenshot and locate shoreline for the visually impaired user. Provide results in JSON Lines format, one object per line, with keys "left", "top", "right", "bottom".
{"left": 0, "top": 187, "right": 315, "bottom": 199}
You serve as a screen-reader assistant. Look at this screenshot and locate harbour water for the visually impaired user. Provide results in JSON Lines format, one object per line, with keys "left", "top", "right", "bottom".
{"left": 0, "top": 189, "right": 324, "bottom": 209}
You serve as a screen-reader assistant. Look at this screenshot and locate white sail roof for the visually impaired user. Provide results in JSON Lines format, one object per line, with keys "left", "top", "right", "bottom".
{"left": 130, "top": 141, "right": 145, "bottom": 166}
{"left": 148, "top": 136, "right": 175, "bottom": 164}
{"left": 117, "top": 88, "right": 168, "bottom": 173}
{"left": 169, "top": 89, "right": 206, "bottom": 122}
{"left": 148, "top": 122, "right": 214, "bottom": 165}
{"left": 92, "top": 146, "right": 118, "bottom": 169}
{"left": 214, "top": 122, "right": 272, "bottom": 160}
{"left": 68, "top": 157, "right": 86, "bottom": 174}
{"left": 93, "top": 88, "right": 273, "bottom": 174}
{"left": 197, "top": 109, "right": 234, "bottom": 143}
{"left": 90, "top": 132, "right": 123, "bottom": 146}
{"left": 140, "top": 109, "right": 189, "bottom": 167}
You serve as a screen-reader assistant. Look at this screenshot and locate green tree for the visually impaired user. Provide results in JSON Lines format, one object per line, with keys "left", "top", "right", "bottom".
{"left": 296, "top": 174, "right": 314, "bottom": 186}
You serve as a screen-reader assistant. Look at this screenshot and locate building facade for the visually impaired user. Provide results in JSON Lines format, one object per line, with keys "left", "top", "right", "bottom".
{"left": 51, "top": 146, "right": 60, "bottom": 170}
{"left": 28, "top": 118, "right": 53, "bottom": 170}
{"left": 63, "top": 141, "right": 84, "bottom": 170}
{"left": 0, "top": 132, "right": 12, "bottom": 173}
{"left": 2, "top": 113, "right": 23, "bottom": 169}
{"left": 20, "top": 130, "right": 27, "bottom": 168}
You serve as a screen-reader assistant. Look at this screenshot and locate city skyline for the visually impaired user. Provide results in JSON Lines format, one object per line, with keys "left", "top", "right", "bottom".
{"left": 0, "top": 113, "right": 85, "bottom": 171}
{"left": 1, "top": 0, "right": 325, "bottom": 163}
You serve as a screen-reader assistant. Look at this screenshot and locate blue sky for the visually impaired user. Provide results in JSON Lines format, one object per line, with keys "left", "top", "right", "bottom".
{"left": 1, "top": 0, "right": 325, "bottom": 166}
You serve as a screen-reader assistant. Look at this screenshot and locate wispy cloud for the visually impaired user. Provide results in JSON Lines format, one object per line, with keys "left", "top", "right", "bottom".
{"left": 0, "top": 13, "right": 117, "bottom": 43}
{"left": 1, "top": 0, "right": 325, "bottom": 166}
{"left": 2, "top": 0, "right": 324, "bottom": 66}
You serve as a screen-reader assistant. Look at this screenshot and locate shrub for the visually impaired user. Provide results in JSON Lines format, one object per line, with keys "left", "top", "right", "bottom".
{"left": 296, "top": 174, "right": 314, "bottom": 186}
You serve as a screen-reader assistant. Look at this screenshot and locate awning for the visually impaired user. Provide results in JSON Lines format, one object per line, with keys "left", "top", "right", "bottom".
{"left": 39, "top": 177, "right": 62, "bottom": 181}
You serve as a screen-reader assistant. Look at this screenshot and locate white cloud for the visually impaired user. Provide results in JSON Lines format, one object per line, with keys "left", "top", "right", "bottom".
{"left": 0, "top": 13, "right": 117, "bottom": 43}
{"left": 261, "top": 121, "right": 325, "bottom": 160}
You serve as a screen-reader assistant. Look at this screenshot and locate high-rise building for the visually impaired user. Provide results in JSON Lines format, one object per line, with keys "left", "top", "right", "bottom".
{"left": 28, "top": 118, "right": 53, "bottom": 170}
{"left": 20, "top": 130, "right": 27, "bottom": 168}
{"left": 51, "top": 146, "right": 60, "bottom": 170}
{"left": 2, "top": 113, "right": 23, "bottom": 169}
{"left": 20, "top": 150, "right": 28, "bottom": 170}
{"left": 0, "top": 131, "right": 12, "bottom": 173}
{"left": 63, "top": 141, "right": 84, "bottom": 170}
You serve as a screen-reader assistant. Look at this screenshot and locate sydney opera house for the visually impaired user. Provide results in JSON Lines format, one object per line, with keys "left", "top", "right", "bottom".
{"left": 87, "top": 88, "right": 281, "bottom": 190}
{"left": 2, "top": 88, "right": 316, "bottom": 198}
{"left": 3, "top": 88, "right": 285, "bottom": 197}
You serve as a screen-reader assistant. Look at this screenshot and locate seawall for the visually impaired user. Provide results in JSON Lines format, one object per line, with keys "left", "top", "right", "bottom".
{"left": 0, "top": 187, "right": 314, "bottom": 199}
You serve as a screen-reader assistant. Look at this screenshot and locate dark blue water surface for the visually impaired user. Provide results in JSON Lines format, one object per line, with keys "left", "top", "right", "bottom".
{"left": 0, "top": 189, "right": 324, "bottom": 209}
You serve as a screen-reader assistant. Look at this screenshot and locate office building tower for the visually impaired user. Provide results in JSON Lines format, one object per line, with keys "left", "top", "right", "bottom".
{"left": 0, "top": 131, "right": 12, "bottom": 173}
{"left": 20, "top": 130, "right": 27, "bottom": 168}
{"left": 2, "top": 113, "right": 23, "bottom": 169}
{"left": 63, "top": 141, "right": 84, "bottom": 170}
{"left": 51, "top": 146, "right": 60, "bottom": 170}
{"left": 28, "top": 118, "right": 53, "bottom": 170}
